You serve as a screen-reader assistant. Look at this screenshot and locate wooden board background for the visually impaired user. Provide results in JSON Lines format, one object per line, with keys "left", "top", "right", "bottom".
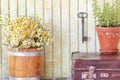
{"left": 0, "top": 0, "right": 117, "bottom": 78}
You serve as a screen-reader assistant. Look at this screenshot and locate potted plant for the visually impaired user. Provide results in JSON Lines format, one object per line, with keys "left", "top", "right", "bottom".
{"left": 92, "top": 0, "right": 120, "bottom": 54}
{"left": 0, "top": 15, "right": 54, "bottom": 80}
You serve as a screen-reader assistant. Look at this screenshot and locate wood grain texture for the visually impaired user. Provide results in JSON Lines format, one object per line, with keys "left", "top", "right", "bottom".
{"left": 87, "top": 0, "right": 96, "bottom": 52}
{"left": 0, "top": 0, "right": 116, "bottom": 78}
{"left": 61, "top": 0, "right": 70, "bottom": 77}
{"left": 1, "top": 0, "right": 9, "bottom": 77}
{"left": 18, "top": 0, "right": 26, "bottom": 15}
{"left": 10, "top": 0, "right": 17, "bottom": 19}
{"left": 78, "top": 0, "right": 87, "bottom": 52}
{"left": 8, "top": 51, "right": 42, "bottom": 77}
{"left": 53, "top": 0, "right": 61, "bottom": 77}
{"left": 0, "top": 0, "right": 1, "bottom": 77}
{"left": 0, "top": 24, "right": 1, "bottom": 77}
{"left": 27, "top": 0, "right": 34, "bottom": 16}
{"left": 35, "top": 0, "right": 43, "bottom": 19}
{"left": 44, "top": 0, "right": 53, "bottom": 78}
{"left": 69, "top": 0, "right": 78, "bottom": 76}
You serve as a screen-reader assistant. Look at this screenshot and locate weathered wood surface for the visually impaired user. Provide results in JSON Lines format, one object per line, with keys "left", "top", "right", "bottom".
{"left": 0, "top": 0, "right": 1, "bottom": 76}
{"left": 0, "top": 0, "right": 114, "bottom": 78}
{"left": 78, "top": 0, "right": 88, "bottom": 52}
{"left": 1, "top": 0, "right": 9, "bottom": 78}
{"left": 44, "top": 0, "right": 53, "bottom": 78}
{"left": 53, "top": 0, "right": 61, "bottom": 77}
{"left": 0, "top": 0, "right": 2, "bottom": 77}
{"left": 61, "top": 0, "right": 70, "bottom": 77}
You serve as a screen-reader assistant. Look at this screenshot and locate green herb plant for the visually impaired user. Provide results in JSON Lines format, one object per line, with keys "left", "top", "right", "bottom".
{"left": 92, "top": 0, "right": 120, "bottom": 27}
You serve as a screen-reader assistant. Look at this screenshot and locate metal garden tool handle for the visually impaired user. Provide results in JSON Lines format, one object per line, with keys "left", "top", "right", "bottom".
{"left": 78, "top": 12, "right": 88, "bottom": 43}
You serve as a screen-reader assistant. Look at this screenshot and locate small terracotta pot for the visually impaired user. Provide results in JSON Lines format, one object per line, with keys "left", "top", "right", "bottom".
{"left": 96, "top": 27, "right": 120, "bottom": 54}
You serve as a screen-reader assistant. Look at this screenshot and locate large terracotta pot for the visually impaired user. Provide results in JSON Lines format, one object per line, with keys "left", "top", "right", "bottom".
{"left": 96, "top": 27, "right": 120, "bottom": 54}
{"left": 8, "top": 48, "right": 43, "bottom": 80}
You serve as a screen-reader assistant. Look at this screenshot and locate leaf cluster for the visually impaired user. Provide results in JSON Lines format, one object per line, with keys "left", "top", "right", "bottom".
{"left": 92, "top": 0, "right": 120, "bottom": 27}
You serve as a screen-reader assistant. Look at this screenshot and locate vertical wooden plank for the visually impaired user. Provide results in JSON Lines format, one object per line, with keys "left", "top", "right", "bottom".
{"left": 0, "top": 25, "right": 1, "bottom": 77}
{"left": 0, "top": 0, "right": 2, "bottom": 77}
{"left": 10, "top": 0, "right": 17, "bottom": 20}
{"left": 1, "top": 0, "right": 9, "bottom": 77}
{"left": 27, "top": 0, "right": 34, "bottom": 16}
{"left": 61, "top": 0, "right": 70, "bottom": 77}
{"left": 44, "top": 0, "right": 53, "bottom": 78}
{"left": 70, "top": 0, "right": 78, "bottom": 76}
{"left": 35, "top": 0, "right": 45, "bottom": 77}
{"left": 18, "top": 0, "right": 25, "bottom": 15}
{"left": 77, "top": 0, "right": 80, "bottom": 52}
{"left": 36, "top": 0, "right": 43, "bottom": 19}
{"left": 95, "top": 0, "right": 105, "bottom": 52}
{"left": 0, "top": 29, "right": 1, "bottom": 77}
{"left": 87, "top": 0, "right": 96, "bottom": 52}
{"left": 70, "top": 0, "right": 79, "bottom": 52}
{"left": 79, "top": 0, "right": 87, "bottom": 52}
{"left": 53, "top": 0, "right": 61, "bottom": 77}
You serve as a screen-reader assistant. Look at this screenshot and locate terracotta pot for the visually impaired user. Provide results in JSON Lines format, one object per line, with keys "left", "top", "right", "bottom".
{"left": 96, "top": 27, "right": 120, "bottom": 54}
{"left": 8, "top": 48, "right": 43, "bottom": 80}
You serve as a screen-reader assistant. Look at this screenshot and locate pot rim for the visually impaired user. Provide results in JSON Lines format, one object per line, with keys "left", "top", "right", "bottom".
{"left": 9, "top": 48, "right": 42, "bottom": 52}
{"left": 96, "top": 26, "right": 120, "bottom": 32}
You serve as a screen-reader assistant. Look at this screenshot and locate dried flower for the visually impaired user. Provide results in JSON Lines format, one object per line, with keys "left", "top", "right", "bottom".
{"left": 0, "top": 15, "right": 54, "bottom": 50}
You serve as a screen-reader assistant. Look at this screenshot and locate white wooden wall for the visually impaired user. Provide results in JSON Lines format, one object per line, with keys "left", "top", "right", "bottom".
{"left": 0, "top": 0, "right": 115, "bottom": 78}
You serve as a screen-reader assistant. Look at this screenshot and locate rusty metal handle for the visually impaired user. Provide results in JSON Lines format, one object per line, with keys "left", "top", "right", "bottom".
{"left": 78, "top": 12, "right": 88, "bottom": 43}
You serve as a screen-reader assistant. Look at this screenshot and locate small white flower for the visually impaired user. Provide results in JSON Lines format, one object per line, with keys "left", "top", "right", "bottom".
{"left": 0, "top": 15, "right": 54, "bottom": 50}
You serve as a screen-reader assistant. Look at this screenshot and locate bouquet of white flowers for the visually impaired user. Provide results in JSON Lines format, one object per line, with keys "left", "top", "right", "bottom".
{"left": 0, "top": 15, "right": 54, "bottom": 50}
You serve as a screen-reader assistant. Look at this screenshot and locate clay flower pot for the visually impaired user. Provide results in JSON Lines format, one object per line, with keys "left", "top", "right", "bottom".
{"left": 96, "top": 27, "right": 120, "bottom": 55}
